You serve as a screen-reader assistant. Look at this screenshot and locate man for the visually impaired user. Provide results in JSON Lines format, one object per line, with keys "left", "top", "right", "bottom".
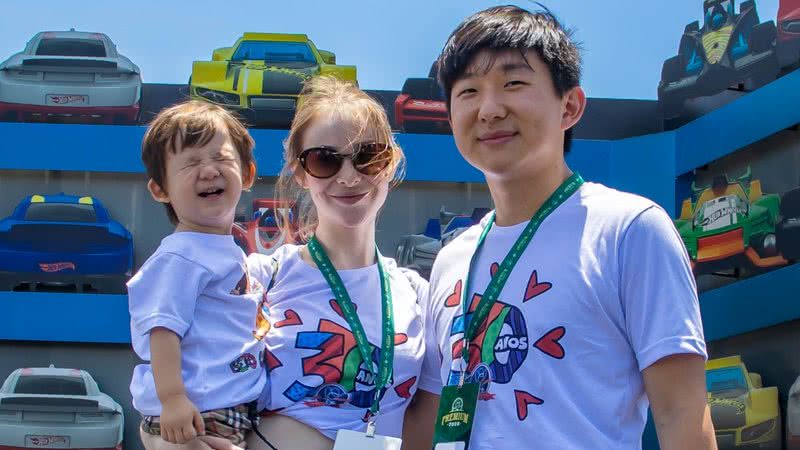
{"left": 405, "top": 5, "right": 717, "bottom": 450}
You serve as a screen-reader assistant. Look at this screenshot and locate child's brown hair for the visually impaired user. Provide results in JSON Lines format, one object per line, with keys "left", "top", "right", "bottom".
{"left": 142, "top": 100, "right": 255, "bottom": 224}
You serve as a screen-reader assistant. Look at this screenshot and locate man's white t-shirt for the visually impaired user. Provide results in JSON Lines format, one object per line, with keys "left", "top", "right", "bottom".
{"left": 128, "top": 232, "right": 269, "bottom": 416}
{"left": 427, "top": 182, "right": 707, "bottom": 450}
{"left": 247, "top": 244, "right": 442, "bottom": 440}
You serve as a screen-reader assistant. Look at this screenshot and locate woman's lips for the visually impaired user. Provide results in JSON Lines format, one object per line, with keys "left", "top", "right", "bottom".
{"left": 329, "top": 192, "right": 368, "bottom": 205}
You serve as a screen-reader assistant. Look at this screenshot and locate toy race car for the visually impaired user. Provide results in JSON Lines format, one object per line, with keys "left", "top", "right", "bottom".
{"left": 0, "top": 194, "right": 133, "bottom": 293}
{"left": 0, "top": 29, "right": 142, "bottom": 124}
{"left": 706, "top": 356, "right": 781, "bottom": 449}
{"left": 233, "top": 198, "right": 298, "bottom": 256}
{"left": 673, "top": 168, "right": 796, "bottom": 275}
{"left": 658, "top": 0, "right": 779, "bottom": 117}
{"left": 778, "top": 0, "right": 800, "bottom": 66}
{"left": 0, "top": 365, "right": 124, "bottom": 450}
{"left": 190, "top": 33, "right": 357, "bottom": 128}
{"left": 394, "top": 62, "right": 450, "bottom": 134}
{"left": 788, "top": 375, "right": 800, "bottom": 450}
{"left": 395, "top": 207, "right": 489, "bottom": 279}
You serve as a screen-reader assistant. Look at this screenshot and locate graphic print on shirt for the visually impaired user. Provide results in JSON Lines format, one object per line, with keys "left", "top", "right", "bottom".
{"left": 282, "top": 319, "right": 393, "bottom": 411}
{"left": 253, "top": 291, "right": 271, "bottom": 340}
{"left": 446, "top": 266, "right": 566, "bottom": 418}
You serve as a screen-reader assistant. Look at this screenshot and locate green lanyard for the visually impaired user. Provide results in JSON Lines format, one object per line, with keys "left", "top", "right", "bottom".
{"left": 307, "top": 236, "right": 394, "bottom": 423}
{"left": 458, "top": 173, "right": 584, "bottom": 384}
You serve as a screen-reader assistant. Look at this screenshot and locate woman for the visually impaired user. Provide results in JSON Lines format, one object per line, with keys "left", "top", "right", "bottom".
{"left": 245, "top": 76, "right": 440, "bottom": 449}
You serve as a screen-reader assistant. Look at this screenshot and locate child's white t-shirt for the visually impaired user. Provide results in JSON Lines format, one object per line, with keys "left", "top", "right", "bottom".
{"left": 247, "top": 245, "right": 441, "bottom": 439}
{"left": 427, "top": 182, "right": 707, "bottom": 449}
{"left": 128, "top": 232, "right": 269, "bottom": 416}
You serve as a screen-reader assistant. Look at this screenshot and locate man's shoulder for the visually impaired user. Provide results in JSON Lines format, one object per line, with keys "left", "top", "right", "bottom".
{"left": 577, "top": 182, "right": 666, "bottom": 229}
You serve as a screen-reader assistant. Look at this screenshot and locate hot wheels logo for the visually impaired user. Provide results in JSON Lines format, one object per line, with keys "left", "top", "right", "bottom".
{"left": 39, "top": 262, "right": 76, "bottom": 272}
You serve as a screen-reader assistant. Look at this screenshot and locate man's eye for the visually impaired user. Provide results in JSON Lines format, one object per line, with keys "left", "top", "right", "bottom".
{"left": 457, "top": 88, "right": 476, "bottom": 97}
{"left": 506, "top": 80, "right": 526, "bottom": 87}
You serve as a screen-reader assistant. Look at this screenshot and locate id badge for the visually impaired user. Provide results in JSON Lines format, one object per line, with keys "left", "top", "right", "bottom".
{"left": 432, "top": 382, "right": 479, "bottom": 450}
{"left": 333, "top": 429, "right": 402, "bottom": 450}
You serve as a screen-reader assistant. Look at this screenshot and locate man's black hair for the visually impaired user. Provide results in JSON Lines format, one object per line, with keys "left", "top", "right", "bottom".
{"left": 437, "top": 4, "right": 583, "bottom": 153}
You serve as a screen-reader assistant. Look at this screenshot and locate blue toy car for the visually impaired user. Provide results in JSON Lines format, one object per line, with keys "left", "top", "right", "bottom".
{"left": 0, "top": 193, "right": 133, "bottom": 294}
{"left": 395, "top": 207, "right": 490, "bottom": 279}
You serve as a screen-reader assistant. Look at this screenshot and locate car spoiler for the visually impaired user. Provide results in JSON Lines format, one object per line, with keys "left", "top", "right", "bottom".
{"left": 0, "top": 395, "right": 119, "bottom": 413}
{"left": 8, "top": 56, "right": 134, "bottom": 74}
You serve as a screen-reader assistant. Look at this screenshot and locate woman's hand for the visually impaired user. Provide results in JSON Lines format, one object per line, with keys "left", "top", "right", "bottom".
{"left": 158, "top": 392, "right": 205, "bottom": 444}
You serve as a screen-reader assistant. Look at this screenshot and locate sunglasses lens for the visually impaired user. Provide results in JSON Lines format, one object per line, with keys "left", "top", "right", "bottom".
{"left": 354, "top": 143, "right": 392, "bottom": 175}
{"left": 303, "top": 148, "right": 342, "bottom": 178}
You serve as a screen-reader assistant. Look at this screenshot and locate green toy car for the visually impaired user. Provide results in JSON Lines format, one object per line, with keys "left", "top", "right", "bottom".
{"left": 674, "top": 168, "right": 795, "bottom": 275}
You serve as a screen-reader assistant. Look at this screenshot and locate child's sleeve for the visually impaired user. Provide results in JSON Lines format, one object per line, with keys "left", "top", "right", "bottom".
{"left": 128, "top": 252, "right": 212, "bottom": 341}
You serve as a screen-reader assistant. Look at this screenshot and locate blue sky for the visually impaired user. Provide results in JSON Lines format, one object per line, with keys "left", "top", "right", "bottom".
{"left": 0, "top": 0, "right": 781, "bottom": 99}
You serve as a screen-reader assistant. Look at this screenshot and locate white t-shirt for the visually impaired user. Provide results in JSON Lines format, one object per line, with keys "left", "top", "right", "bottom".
{"left": 427, "top": 182, "right": 707, "bottom": 450}
{"left": 128, "top": 232, "right": 269, "bottom": 416}
{"left": 247, "top": 245, "right": 441, "bottom": 439}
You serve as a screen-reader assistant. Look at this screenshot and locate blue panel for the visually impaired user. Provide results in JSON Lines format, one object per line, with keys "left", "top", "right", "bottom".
{"left": 675, "top": 68, "right": 800, "bottom": 174}
{"left": 567, "top": 140, "right": 613, "bottom": 186}
{"left": 0, "top": 122, "right": 146, "bottom": 173}
{"left": 395, "top": 133, "right": 484, "bottom": 183}
{"left": 699, "top": 263, "right": 800, "bottom": 342}
{"left": 0, "top": 292, "right": 131, "bottom": 343}
{"left": 609, "top": 132, "right": 677, "bottom": 216}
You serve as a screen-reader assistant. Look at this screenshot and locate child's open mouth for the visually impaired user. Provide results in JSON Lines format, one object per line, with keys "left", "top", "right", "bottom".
{"left": 198, "top": 188, "right": 225, "bottom": 198}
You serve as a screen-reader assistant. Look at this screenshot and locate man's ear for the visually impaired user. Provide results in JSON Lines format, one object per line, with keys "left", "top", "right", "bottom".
{"left": 243, "top": 162, "right": 257, "bottom": 189}
{"left": 561, "top": 86, "right": 587, "bottom": 132}
{"left": 147, "top": 179, "right": 170, "bottom": 204}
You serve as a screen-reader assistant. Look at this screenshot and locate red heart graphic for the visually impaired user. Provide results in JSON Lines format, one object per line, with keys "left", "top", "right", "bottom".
{"left": 445, "top": 280, "right": 462, "bottom": 307}
{"left": 394, "top": 333, "right": 409, "bottom": 345}
{"left": 515, "top": 390, "right": 543, "bottom": 421}
{"left": 394, "top": 376, "right": 417, "bottom": 399}
{"left": 262, "top": 349, "right": 283, "bottom": 373}
{"left": 274, "top": 309, "right": 303, "bottom": 328}
{"left": 534, "top": 326, "right": 566, "bottom": 359}
{"left": 329, "top": 299, "right": 357, "bottom": 318}
{"left": 490, "top": 262, "right": 499, "bottom": 277}
{"left": 524, "top": 270, "right": 552, "bottom": 302}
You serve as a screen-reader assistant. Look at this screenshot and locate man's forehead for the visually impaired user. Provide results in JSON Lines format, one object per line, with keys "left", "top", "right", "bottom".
{"left": 460, "top": 49, "right": 535, "bottom": 79}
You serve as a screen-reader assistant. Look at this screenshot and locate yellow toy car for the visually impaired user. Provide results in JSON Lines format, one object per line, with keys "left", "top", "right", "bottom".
{"left": 706, "top": 356, "right": 781, "bottom": 449}
{"left": 189, "top": 33, "right": 357, "bottom": 127}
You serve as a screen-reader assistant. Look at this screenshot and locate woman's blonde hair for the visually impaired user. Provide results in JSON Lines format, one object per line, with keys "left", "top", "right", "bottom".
{"left": 276, "top": 76, "right": 406, "bottom": 241}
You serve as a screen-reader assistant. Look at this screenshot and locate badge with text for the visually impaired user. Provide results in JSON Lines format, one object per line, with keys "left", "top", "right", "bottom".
{"left": 333, "top": 429, "right": 402, "bottom": 450}
{"left": 432, "top": 382, "right": 479, "bottom": 450}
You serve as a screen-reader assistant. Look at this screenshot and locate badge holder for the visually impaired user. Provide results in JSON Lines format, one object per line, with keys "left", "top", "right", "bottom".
{"left": 431, "top": 379, "right": 480, "bottom": 450}
{"left": 334, "top": 417, "right": 402, "bottom": 450}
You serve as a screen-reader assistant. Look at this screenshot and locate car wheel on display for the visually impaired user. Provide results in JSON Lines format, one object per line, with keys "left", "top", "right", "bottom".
{"left": 395, "top": 234, "right": 436, "bottom": 270}
{"left": 659, "top": 55, "right": 684, "bottom": 117}
{"left": 777, "top": 187, "right": 800, "bottom": 260}
{"left": 750, "top": 21, "right": 778, "bottom": 54}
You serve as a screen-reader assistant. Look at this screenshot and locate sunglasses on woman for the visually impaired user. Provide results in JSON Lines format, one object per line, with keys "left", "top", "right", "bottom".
{"left": 297, "top": 142, "right": 393, "bottom": 179}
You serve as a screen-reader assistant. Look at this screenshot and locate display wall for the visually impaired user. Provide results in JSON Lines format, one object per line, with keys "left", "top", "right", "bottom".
{"left": 2, "top": 7, "right": 800, "bottom": 448}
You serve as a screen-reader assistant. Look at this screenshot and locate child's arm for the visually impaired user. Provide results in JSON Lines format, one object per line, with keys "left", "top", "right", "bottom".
{"left": 151, "top": 327, "right": 206, "bottom": 444}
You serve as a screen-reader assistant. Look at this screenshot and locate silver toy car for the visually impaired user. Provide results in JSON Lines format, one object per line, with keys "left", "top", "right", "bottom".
{"left": 0, "top": 30, "right": 142, "bottom": 124}
{"left": 0, "top": 365, "right": 124, "bottom": 449}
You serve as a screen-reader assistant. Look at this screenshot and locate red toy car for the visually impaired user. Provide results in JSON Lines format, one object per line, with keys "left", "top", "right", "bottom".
{"left": 233, "top": 199, "right": 298, "bottom": 256}
{"left": 394, "top": 62, "right": 449, "bottom": 134}
{"left": 778, "top": 0, "right": 800, "bottom": 66}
